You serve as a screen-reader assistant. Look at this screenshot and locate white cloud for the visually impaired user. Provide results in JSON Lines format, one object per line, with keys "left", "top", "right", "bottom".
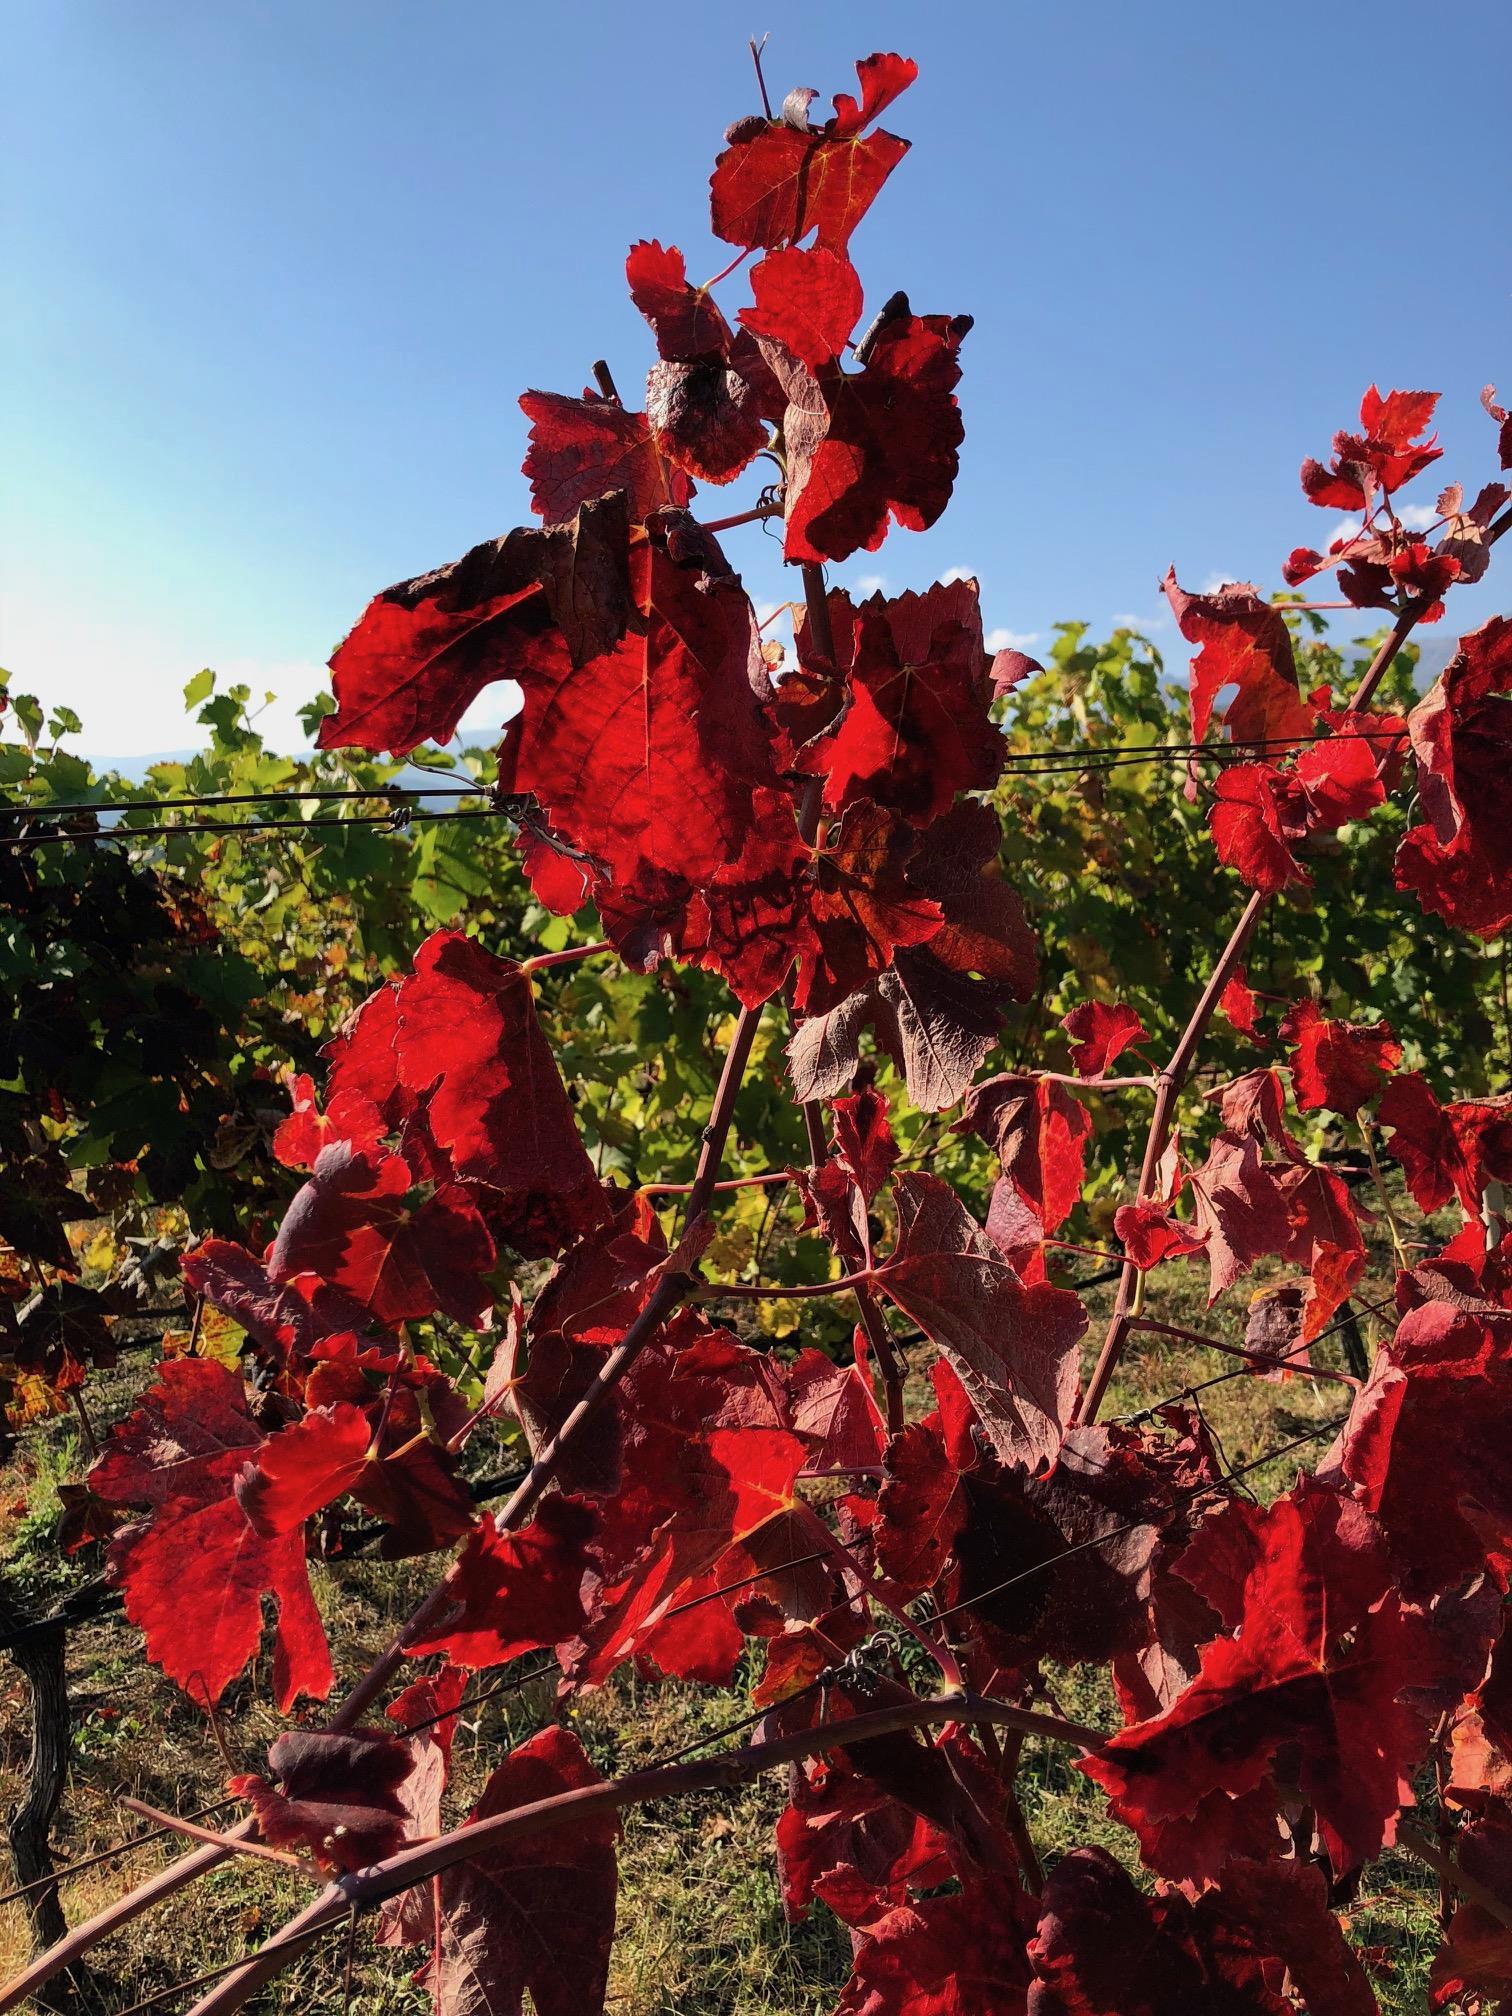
{"left": 0, "top": 585, "right": 330, "bottom": 755}
{"left": 1200, "top": 570, "right": 1239, "bottom": 593}
{"left": 985, "top": 627, "right": 1040, "bottom": 653}
{"left": 936, "top": 565, "right": 977, "bottom": 586}
{"left": 1112, "top": 610, "right": 1171, "bottom": 633}
{"left": 1326, "top": 516, "right": 1362, "bottom": 548}
{"left": 1397, "top": 502, "right": 1437, "bottom": 531}
{"left": 852, "top": 572, "right": 888, "bottom": 595}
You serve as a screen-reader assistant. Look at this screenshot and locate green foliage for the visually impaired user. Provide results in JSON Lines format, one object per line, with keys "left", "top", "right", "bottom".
{"left": 987, "top": 616, "right": 1507, "bottom": 1222}
{"left": 2, "top": 630, "right": 1506, "bottom": 1425}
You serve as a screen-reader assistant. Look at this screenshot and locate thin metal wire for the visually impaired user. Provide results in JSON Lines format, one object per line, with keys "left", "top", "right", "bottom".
{"left": 0, "top": 1799, "right": 236, "bottom": 1909}
{"left": 394, "top": 1656, "right": 561, "bottom": 1741}
{"left": 0, "top": 805, "right": 510, "bottom": 850}
{"left": 929, "top": 1414, "right": 1348, "bottom": 1631}
{"left": 640, "top": 1678, "right": 827, "bottom": 1771}
{"left": 106, "top": 1919, "right": 341, "bottom": 2016}
{"left": 1113, "top": 1290, "right": 1399, "bottom": 1425}
{"left": 11, "top": 783, "right": 481, "bottom": 816}
{"left": 0, "top": 727, "right": 1411, "bottom": 848}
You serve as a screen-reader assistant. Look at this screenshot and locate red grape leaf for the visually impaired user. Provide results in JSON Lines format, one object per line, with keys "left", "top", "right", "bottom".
{"left": 181, "top": 1237, "right": 389, "bottom": 1374}
{"left": 89, "top": 1358, "right": 260, "bottom": 1511}
{"left": 1396, "top": 614, "right": 1512, "bottom": 939}
{"left": 625, "top": 239, "right": 733, "bottom": 360}
{"left": 878, "top": 1172, "right": 1085, "bottom": 1474}
{"left": 497, "top": 514, "right": 782, "bottom": 911}
{"left": 1210, "top": 1067, "right": 1304, "bottom": 1161}
{"left": 1114, "top": 1197, "right": 1206, "bottom": 1272}
{"left": 783, "top": 1347, "right": 886, "bottom": 1475}
{"left": 787, "top": 801, "right": 1037, "bottom": 1113}
{"left": 1301, "top": 386, "right": 1441, "bottom": 510}
{"left": 230, "top": 1729, "right": 415, "bottom": 1875}
{"left": 89, "top": 1360, "right": 336, "bottom": 1709}
{"left": 1274, "top": 1161, "right": 1367, "bottom": 1342}
{"left": 1219, "top": 968, "right": 1261, "bottom": 1037}
{"left": 235, "top": 1403, "right": 372, "bottom": 1537}
{"left": 1328, "top": 1301, "right": 1512, "bottom": 1597}
{"left": 798, "top": 581, "right": 1006, "bottom": 826}
{"left": 112, "top": 1494, "right": 331, "bottom": 1712}
{"left": 710, "top": 53, "right": 917, "bottom": 254}
{"left": 777, "top": 1758, "right": 955, "bottom": 1927}
{"left": 318, "top": 496, "right": 631, "bottom": 756}
{"left": 834, "top": 1876, "right": 1034, "bottom": 2015}
{"left": 520, "top": 389, "right": 691, "bottom": 523}
{"left": 322, "top": 930, "right": 605, "bottom": 1260}
{"left": 772, "top": 302, "right": 970, "bottom": 564}
{"left": 1429, "top": 1802, "right": 1512, "bottom": 2010}
{"left": 1028, "top": 1845, "right": 1374, "bottom": 2016}
{"left": 1186, "top": 1130, "right": 1293, "bottom": 1303}
{"left": 405, "top": 1495, "right": 595, "bottom": 1670}
{"left": 1209, "top": 763, "right": 1312, "bottom": 892}
{"left": 955, "top": 1074, "right": 1091, "bottom": 1238}
{"left": 795, "top": 801, "right": 944, "bottom": 1015}
{"left": 831, "top": 1087, "right": 899, "bottom": 1204}
{"left": 876, "top": 1394, "right": 1167, "bottom": 1674}
{"left": 739, "top": 246, "right": 863, "bottom": 369}
{"left": 1378, "top": 1072, "right": 1512, "bottom": 1216}
{"left": 428, "top": 1724, "right": 619, "bottom": 2016}
{"left": 1293, "top": 722, "right": 1391, "bottom": 827}
{"left": 565, "top": 1419, "right": 808, "bottom": 1687}
{"left": 1163, "top": 572, "right": 1314, "bottom": 747}
{"left": 270, "top": 1142, "right": 496, "bottom": 1327}
{"left": 1061, "top": 1001, "right": 1148, "bottom": 1078}
{"left": 1280, "top": 1000, "right": 1401, "bottom": 1114}
{"left": 643, "top": 357, "right": 768, "bottom": 485}
{"left": 1082, "top": 1480, "right": 1426, "bottom": 1877}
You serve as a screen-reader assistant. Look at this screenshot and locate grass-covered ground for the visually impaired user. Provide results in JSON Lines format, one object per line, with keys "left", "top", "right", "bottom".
{"left": 0, "top": 1212, "right": 1448, "bottom": 2014}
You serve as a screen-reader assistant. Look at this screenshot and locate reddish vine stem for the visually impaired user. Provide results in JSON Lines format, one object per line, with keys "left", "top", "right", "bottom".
{"left": 1075, "top": 531, "right": 1512, "bottom": 1430}
{"left": 854, "top": 1286, "right": 907, "bottom": 1434}
{"left": 519, "top": 939, "right": 612, "bottom": 974}
{"left": 1126, "top": 1316, "right": 1360, "bottom": 1388}
{"left": 640, "top": 1169, "right": 793, "bottom": 1197}
{"left": 1395, "top": 1820, "right": 1512, "bottom": 1933}
{"left": 1080, "top": 887, "right": 1266, "bottom": 1423}
{"left": 704, "top": 1267, "right": 880, "bottom": 1300}
{"left": 182, "top": 1694, "right": 1103, "bottom": 2016}
{"left": 1036, "top": 1073, "right": 1156, "bottom": 1091}
{"left": 978, "top": 1724, "right": 1044, "bottom": 1895}
{"left": 699, "top": 503, "right": 783, "bottom": 534}
{"left": 115, "top": 1798, "right": 313, "bottom": 1874}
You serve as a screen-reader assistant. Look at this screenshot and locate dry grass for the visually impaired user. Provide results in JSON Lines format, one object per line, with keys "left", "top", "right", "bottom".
{"left": 0, "top": 1203, "right": 1448, "bottom": 2013}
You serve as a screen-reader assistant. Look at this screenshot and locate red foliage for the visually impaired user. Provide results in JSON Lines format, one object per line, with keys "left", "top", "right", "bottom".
{"left": 1300, "top": 386, "right": 1442, "bottom": 511}
{"left": 428, "top": 1725, "right": 620, "bottom": 2016}
{"left": 710, "top": 53, "right": 917, "bottom": 254}
{"left": 1084, "top": 1481, "right": 1427, "bottom": 1877}
{"left": 1396, "top": 615, "right": 1512, "bottom": 937}
{"left": 57, "top": 43, "right": 1512, "bottom": 2016}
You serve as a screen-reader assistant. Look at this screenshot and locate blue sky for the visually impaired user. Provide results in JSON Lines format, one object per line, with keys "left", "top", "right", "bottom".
{"left": 6, "top": 0, "right": 1510, "bottom": 754}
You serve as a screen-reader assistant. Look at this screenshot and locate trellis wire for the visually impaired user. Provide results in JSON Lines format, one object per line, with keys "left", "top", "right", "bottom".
{"left": 928, "top": 1414, "right": 1349, "bottom": 1631}
{"left": 0, "top": 727, "right": 1412, "bottom": 849}
{"left": 1113, "top": 1291, "right": 1399, "bottom": 1425}
{"left": 107, "top": 1919, "right": 342, "bottom": 2016}
{"left": 0, "top": 1800, "right": 236, "bottom": 1911}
